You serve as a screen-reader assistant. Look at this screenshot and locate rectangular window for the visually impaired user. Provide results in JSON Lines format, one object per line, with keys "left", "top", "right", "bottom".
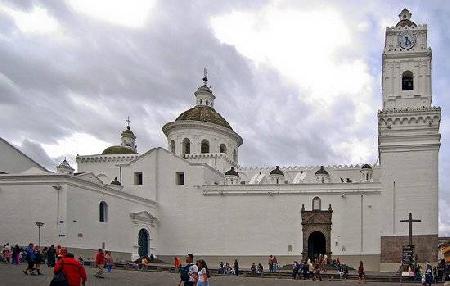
{"left": 288, "top": 245, "right": 293, "bottom": 252}
{"left": 134, "top": 172, "right": 143, "bottom": 185}
{"left": 176, "top": 172, "right": 185, "bottom": 185}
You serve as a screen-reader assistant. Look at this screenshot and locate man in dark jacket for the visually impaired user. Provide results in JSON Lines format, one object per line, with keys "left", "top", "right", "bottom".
{"left": 47, "top": 245, "right": 56, "bottom": 267}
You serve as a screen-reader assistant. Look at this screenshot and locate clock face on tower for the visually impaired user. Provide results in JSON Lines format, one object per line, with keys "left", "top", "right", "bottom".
{"left": 398, "top": 31, "right": 416, "bottom": 49}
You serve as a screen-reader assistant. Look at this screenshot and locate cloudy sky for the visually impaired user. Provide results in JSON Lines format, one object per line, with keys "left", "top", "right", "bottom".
{"left": 0, "top": 0, "right": 449, "bottom": 235}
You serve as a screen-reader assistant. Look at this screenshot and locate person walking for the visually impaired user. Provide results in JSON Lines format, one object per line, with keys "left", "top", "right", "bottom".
{"left": 174, "top": 256, "right": 181, "bottom": 272}
{"left": 197, "top": 259, "right": 209, "bottom": 286}
{"left": 3, "top": 243, "right": 11, "bottom": 263}
{"left": 105, "top": 251, "right": 113, "bottom": 273}
{"left": 23, "top": 243, "right": 36, "bottom": 275}
{"left": 234, "top": 259, "right": 239, "bottom": 276}
{"left": 12, "top": 245, "right": 20, "bottom": 265}
{"left": 179, "top": 253, "right": 198, "bottom": 286}
{"left": 424, "top": 262, "right": 433, "bottom": 286}
{"left": 47, "top": 245, "right": 56, "bottom": 267}
{"left": 94, "top": 249, "right": 105, "bottom": 278}
{"left": 268, "top": 255, "right": 274, "bottom": 272}
{"left": 52, "top": 253, "right": 87, "bottom": 286}
{"left": 273, "top": 256, "right": 278, "bottom": 272}
{"left": 358, "top": 261, "right": 365, "bottom": 284}
{"left": 34, "top": 246, "right": 43, "bottom": 275}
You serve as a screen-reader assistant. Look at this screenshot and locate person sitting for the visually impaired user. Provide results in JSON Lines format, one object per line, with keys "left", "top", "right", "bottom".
{"left": 251, "top": 263, "right": 257, "bottom": 275}
{"left": 257, "top": 263, "right": 264, "bottom": 277}
{"left": 218, "top": 262, "right": 224, "bottom": 274}
{"left": 141, "top": 257, "right": 150, "bottom": 271}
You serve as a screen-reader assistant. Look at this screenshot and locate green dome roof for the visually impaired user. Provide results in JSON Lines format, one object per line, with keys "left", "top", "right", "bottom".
{"left": 102, "top": 145, "right": 136, "bottom": 155}
{"left": 175, "top": 105, "right": 233, "bottom": 130}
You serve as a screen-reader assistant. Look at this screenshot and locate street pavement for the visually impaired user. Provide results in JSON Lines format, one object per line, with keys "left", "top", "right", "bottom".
{"left": 0, "top": 263, "right": 418, "bottom": 285}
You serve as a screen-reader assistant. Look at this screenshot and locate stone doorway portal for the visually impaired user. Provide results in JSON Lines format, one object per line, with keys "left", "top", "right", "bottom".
{"left": 301, "top": 202, "right": 332, "bottom": 260}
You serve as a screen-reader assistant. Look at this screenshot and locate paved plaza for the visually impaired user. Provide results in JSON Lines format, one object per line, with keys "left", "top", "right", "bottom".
{"left": 0, "top": 264, "right": 420, "bottom": 286}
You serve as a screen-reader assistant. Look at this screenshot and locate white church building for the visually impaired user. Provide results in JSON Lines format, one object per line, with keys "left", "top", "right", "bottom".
{"left": 0, "top": 9, "right": 441, "bottom": 271}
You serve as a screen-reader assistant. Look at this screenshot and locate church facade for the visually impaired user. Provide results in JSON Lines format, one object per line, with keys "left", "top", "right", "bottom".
{"left": 0, "top": 9, "right": 440, "bottom": 271}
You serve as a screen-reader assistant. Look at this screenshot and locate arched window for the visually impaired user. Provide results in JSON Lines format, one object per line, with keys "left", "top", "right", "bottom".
{"left": 201, "top": 140, "right": 209, "bottom": 154}
{"left": 219, "top": 144, "right": 227, "bottom": 154}
{"left": 312, "top": 197, "right": 321, "bottom": 211}
{"left": 233, "top": 149, "right": 238, "bottom": 162}
{"left": 99, "top": 201, "right": 108, "bottom": 222}
{"left": 182, "top": 138, "right": 190, "bottom": 155}
{"left": 205, "top": 100, "right": 209, "bottom": 106}
{"left": 170, "top": 140, "right": 175, "bottom": 153}
{"left": 402, "top": 71, "right": 413, "bottom": 90}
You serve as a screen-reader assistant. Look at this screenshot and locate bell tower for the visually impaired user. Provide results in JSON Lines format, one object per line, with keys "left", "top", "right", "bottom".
{"left": 378, "top": 9, "right": 441, "bottom": 269}
{"left": 382, "top": 8, "right": 432, "bottom": 109}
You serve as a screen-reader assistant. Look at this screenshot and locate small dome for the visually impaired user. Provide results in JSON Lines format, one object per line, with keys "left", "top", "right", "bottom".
{"left": 175, "top": 105, "right": 233, "bottom": 130}
{"left": 111, "top": 177, "right": 121, "bottom": 186}
{"left": 270, "top": 166, "right": 284, "bottom": 176}
{"left": 225, "top": 167, "right": 239, "bottom": 176}
{"left": 361, "top": 163, "right": 372, "bottom": 169}
{"left": 58, "top": 158, "right": 73, "bottom": 169}
{"left": 102, "top": 145, "right": 136, "bottom": 155}
{"left": 315, "top": 166, "right": 329, "bottom": 175}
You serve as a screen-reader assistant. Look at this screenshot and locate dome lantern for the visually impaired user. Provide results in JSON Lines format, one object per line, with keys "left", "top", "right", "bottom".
{"left": 194, "top": 68, "right": 216, "bottom": 108}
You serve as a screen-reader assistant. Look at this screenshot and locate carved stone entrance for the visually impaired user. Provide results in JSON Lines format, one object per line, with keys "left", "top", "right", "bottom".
{"left": 301, "top": 203, "right": 333, "bottom": 260}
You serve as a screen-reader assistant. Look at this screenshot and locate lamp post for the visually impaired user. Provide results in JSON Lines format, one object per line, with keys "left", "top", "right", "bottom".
{"left": 35, "top": 221, "right": 44, "bottom": 248}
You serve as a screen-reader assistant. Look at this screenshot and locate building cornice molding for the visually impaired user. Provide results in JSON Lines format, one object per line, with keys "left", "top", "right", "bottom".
{"left": 202, "top": 182, "right": 382, "bottom": 196}
{"left": 76, "top": 154, "right": 139, "bottom": 164}
{"left": 0, "top": 174, "right": 158, "bottom": 207}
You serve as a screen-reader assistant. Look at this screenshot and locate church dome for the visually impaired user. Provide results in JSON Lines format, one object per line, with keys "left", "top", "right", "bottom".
{"left": 102, "top": 145, "right": 136, "bottom": 155}
{"left": 175, "top": 105, "right": 233, "bottom": 130}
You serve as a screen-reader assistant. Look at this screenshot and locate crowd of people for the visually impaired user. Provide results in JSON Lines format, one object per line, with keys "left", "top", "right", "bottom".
{"left": 0, "top": 242, "right": 119, "bottom": 285}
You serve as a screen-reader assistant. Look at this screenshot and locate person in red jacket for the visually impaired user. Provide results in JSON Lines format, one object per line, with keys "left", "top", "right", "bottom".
{"left": 54, "top": 253, "right": 87, "bottom": 286}
{"left": 95, "top": 249, "right": 105, "bottom": 278}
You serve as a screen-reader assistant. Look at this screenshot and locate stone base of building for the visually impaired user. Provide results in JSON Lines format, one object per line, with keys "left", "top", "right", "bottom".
{"left": 66, "top": 247, "right": 131, "bottom": 262}
{"left": 381, "top": 234, "right": 438, "bottom": 264}
{"left": 159, "top": 254, "right": 381, "bottom": 271}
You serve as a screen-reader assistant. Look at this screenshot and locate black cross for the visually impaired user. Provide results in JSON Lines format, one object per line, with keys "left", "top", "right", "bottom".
{"left": 400, "top": 212, "right": 421, "bottom": 247}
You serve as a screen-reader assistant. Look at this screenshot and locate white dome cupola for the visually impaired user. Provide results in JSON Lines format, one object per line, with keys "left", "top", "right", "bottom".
{"left": 162, "top": 69, "right": 243, "bottom": 172}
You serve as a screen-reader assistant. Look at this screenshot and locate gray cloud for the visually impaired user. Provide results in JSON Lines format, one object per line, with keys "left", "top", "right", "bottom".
{"left": 18, "top": 139, "right": 56, "bottom": 170}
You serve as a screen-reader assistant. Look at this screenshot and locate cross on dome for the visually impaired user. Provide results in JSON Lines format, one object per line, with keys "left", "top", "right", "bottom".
{"left": 202, "top": 67, "right": 208, "bottom": 85}
{"left": 126, "top": 116, "right": 131, "bottom": 128}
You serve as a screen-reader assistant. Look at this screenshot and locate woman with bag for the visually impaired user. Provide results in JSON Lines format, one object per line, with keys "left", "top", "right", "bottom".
{"left": 196, "top": 259, "right": 209, "bottom": 286}
{"left": 51, "top": 253, "right": 87, "bottom": 286}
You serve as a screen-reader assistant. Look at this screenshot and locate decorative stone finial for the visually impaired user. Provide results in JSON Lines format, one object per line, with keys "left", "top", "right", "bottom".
{"left": 399, "top": 8, "right": 412, "bottom": 21}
